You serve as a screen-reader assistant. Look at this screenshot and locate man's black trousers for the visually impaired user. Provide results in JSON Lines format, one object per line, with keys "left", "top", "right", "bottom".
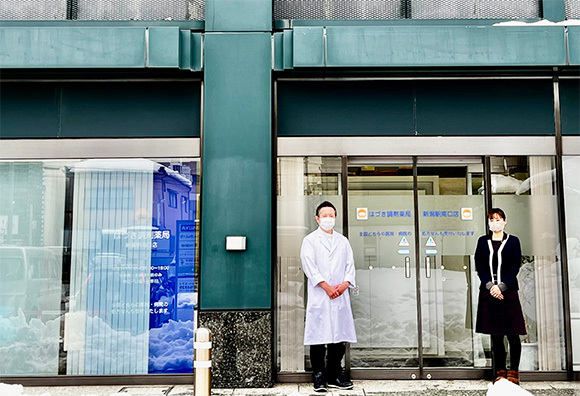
{"left": 310, "top": 343, "right": 346, "bottom": 378}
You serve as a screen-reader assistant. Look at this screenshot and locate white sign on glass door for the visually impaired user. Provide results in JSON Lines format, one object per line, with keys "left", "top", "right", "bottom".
{"left": 461, "top": 208, "right": 473, "bottom": 221}
{"left": 357, "top": 208, "right": 368, "bottom": 220}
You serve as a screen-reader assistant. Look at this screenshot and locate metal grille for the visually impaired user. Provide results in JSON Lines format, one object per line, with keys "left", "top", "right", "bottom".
{"left": 0, "top": 0, "right": 68, "bottom": 20}
{"left": 409, "top": 0, "right": 541, "bottom": 19}
{"left": 0, "top": 0, "right": 204, "bottom": 20}
{"left": 566, "top": 0, "right": 580, "bottom": 18}
{"left": 274, "top": 0, "right": 403, "bottom": 20}
{"left": 273, "top": 0, "right": 541, "bottom": 19}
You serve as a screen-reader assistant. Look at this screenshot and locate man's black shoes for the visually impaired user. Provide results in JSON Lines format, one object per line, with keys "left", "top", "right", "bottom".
{"left": 313, "top": 372, "right": 328, "bottom": 393}
{"left": 327, "top": 375, "right": 354, "bottom": 390}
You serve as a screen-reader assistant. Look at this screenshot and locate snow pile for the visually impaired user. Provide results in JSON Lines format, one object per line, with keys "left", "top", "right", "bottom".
{"left": 487, "top": 378, "right": 532, "bottom": 396}
{"left": 0, "top": 383, "right": 50, "bottom": 396}
{"left": 494, "top": 19, "right": 580, "bottom": 26}
{"left": 148, "top": 319, "right": 194, "bottom": 373}
{"left": 0, "top": 309, "right": 60, "bottom": 375}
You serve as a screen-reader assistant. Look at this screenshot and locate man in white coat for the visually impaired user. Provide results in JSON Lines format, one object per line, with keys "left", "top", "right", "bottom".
{"left": 300, "top": 201, "right": 357, "bottom": 393}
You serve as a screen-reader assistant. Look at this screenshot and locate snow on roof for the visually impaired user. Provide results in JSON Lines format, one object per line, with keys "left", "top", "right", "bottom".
{"left": 494, "top": 19, "right": 580, "bottom": 27}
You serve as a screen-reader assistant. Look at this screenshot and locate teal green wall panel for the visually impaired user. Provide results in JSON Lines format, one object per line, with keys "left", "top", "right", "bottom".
{"left": 205, "top": 0, "right": 272, "bottom": 32}
{"left": 277, "top": 81, "right": 414, "bottom": 136}
{"left": 148, "top": 27, "right": 180, "bottom": 68}
{"left": 561, "top": 80, "right": 580, "bottom": 136}
{"left": 277, "top": 80, "right": 555, "bottom": 136}
{"left": 0, "top": 84, "right": 59, "bottom": 138}
{"left": 416, "top": 80, "right": 555, "bottom": 135}
{"left": 283, "top": 29, "right": 294, "bottom": 69}
{"left": 318, "top": 26, "right": 566, "bottom": 67}
{"left": 201, "top": 33, "right": 272, "bottom": 309}
{"left": 0, "top": 82, "right": 201, "bottom": 138}
{"left": 180, "top": 30, "right": 192, "bottom": 69}
{"left": 179, "top": 31, "right": 203, "bottom": 70}
{"left": 293, "top": 27, "right": 325, "bottom": 67}
{"left": 273, "top": 32, "right": 284, "bottom": 71}
{"left": 0, "top": 27, "right": 146, "bottom": 68}
{"left": 542, "top": 0, "right": 566, "bottom": 21}
{"left": 569, "top": 27, "right": 580, "bottom": 65}
{"left": 191, "top": 33, "right": 203, "bottom": 71}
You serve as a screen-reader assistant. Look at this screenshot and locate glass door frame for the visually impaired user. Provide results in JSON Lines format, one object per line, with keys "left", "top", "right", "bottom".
{"left": 344, "top": 156, "right": 488, "bottom": 380}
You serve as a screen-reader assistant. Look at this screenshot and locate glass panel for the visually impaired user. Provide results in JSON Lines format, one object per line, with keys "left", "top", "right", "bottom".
{"left": 0, "top": 158, "right": 200, "bottom": 376}
{"left": 277, "top": 157, "right": 343, "bottom": 372}
{"left": 562, "top": 156, "right": 580, "bottom": 370}
{"left": 347, "top": 161, "right": 419, "bottom": 368}
{"left": 491, "top": 156, "right": 565, "bottom": 371}
{"left": 0, "top": 162, "right": 65, "bottom": 375}
{"left": 416, "top": 161, "right": 486, "bottom": 368}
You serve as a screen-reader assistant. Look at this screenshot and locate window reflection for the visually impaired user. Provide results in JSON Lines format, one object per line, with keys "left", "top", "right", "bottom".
{"left": 277, "top": 157, "right": 343, "bottom": 372}
{"left": 0, "top": 159, "right": 200, "bottom": 376}
{"left": 491, "top": 156, "right": 565, "bottom": 371}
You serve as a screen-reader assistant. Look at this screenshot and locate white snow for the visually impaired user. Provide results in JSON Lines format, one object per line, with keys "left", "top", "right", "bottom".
{"left": 0, "top": 383, "right": 50, "bottom": 396}
{"left": 494, "top": 19, "right": 580, "bottom": 26}
{"left": 487, "top": 378, "right": 533, "bottom": 396}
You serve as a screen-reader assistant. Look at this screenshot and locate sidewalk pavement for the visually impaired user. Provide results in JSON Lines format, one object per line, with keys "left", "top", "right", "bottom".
{"left": 19, "top": 380, "right": 580, "bottom": 396}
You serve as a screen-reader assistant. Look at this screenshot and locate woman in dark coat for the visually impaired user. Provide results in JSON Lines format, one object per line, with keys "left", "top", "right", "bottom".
{"left": 475, "top": 208, "right": 526, "bottom": 385}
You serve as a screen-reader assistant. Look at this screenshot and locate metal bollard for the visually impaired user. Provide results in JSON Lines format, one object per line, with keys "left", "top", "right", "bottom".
{"left": 194, "top": 327, "right": 212, "bottom": 396}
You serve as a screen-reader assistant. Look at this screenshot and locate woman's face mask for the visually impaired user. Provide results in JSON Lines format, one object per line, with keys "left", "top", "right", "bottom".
{"left": 488, "top": 218, "right": 506, "bottom": 233}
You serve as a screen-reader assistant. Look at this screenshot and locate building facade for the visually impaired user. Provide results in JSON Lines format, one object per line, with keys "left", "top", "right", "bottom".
{"left": 0, "top": 0, "right": 579, "bottom": 387}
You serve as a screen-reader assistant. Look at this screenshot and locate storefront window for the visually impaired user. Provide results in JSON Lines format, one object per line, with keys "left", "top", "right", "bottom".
{"left": 277, "top": 157, "right": 343, "bottom": 372}
{"left": 563, "top": 156, "right": 580, "bottom": 371}
{"left": 491, "top": 156, "right": 565, "bottom": 371}
{"left": 0, "top": 158, "right": 200, "bottom": 376}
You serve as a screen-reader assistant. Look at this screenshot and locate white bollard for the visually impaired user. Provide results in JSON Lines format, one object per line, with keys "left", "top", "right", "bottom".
{"left": 194, "top": 327, "right": 212, "bottom": 396}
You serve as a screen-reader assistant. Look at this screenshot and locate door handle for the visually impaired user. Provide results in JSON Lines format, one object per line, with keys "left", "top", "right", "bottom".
{"left": 405, "top": 256, "right": 411, "bottom": 278}
{"left": 425, "top": 256, "right": 432, "bottom": 279}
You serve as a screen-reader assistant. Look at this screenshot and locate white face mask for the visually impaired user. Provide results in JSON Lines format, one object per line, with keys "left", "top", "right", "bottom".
{"left": 489, "top": 219, "right": 506, "bottom": 233}
{"left": 319, "top": 217, "right": 336, "bottom": 231}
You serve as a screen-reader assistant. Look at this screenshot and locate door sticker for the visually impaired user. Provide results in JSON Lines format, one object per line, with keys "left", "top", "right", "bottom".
{"left": 426, "top": 237, "right": 436, "bottom": 247}
{"left": 399, "top": 236, "right": 410, "bottom": 247}
{"left": 461, "top": 208, "right": 473, "bottom": 221}
{"left": 425, "top": 249, "right": 438, "bottom": 255}
{"left": 398, "top": 249, "right": 410, "bottom": 255}
{"left": 357, "top": 207, "right": 368, "bottom": 220}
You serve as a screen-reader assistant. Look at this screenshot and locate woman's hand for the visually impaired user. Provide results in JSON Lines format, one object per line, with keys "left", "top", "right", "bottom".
{"left": 490, "top": 285, "right": 504, "bottom": 300}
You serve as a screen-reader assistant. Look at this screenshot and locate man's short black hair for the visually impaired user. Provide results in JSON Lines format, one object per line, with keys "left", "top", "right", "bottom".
{"left": 488, "top": 208, "right": 506, "bottom": 220}
{"left": 316, "top": 201, "right": 337, "bottom": 217}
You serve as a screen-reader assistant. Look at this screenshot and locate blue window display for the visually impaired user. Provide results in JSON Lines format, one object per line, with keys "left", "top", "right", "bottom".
{"left": 148, "top": 163, "right": 198, "bottom": 374}
{"left": 63, "top": 159, "right": 199, "bottom": 375}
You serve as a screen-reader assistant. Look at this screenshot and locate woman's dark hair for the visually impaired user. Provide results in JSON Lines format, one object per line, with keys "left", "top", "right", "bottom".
{"left": 488, "top": 208, "right": 506, "bottom": 220}
{"left": 316, "top": 201, "right": 337, "bottom": 217}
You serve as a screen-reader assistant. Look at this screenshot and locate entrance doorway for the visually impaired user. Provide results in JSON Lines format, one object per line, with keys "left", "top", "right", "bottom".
{"left": 347, "top": 157, "right": 486, "bottom": 378}
{"left": 276, "top": 152, "right": 567, "bottom": 381}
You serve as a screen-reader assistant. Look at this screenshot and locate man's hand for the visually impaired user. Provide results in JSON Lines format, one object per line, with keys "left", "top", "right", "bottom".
{"left": 334, "top": 281, "right": 350, "bottom": 297}
{"left": 490, "top": 285, "right": 504, "bottom": 300}
{"left": 318, "top": 281, "right": 340, "bottom": 299}
{"left": 318, "top": 281, "right": 351, "bottom": 299}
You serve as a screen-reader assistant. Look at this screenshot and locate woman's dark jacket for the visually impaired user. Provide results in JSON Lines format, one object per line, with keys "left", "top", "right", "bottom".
{"left": 474, "top": 233, "right": 522, "bottom": 292}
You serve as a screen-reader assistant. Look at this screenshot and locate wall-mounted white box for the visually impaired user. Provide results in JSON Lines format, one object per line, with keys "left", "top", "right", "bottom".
{"left": 226, "top": 236, "right": 247, "bottom": 251}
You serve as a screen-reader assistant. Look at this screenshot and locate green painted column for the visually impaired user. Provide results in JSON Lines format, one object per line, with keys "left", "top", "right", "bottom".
{"left": 200, "top": 32, "right": 272, "bottom": 309}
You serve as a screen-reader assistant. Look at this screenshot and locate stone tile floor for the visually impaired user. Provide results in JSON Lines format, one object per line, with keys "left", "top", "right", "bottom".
{"left": 19, "top": 381, "right": 580, "bottom": 396}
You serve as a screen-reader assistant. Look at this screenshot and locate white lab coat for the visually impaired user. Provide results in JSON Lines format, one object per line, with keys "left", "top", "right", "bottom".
{"left": 300, "top": 227, "right": 357, "bottom": 345}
